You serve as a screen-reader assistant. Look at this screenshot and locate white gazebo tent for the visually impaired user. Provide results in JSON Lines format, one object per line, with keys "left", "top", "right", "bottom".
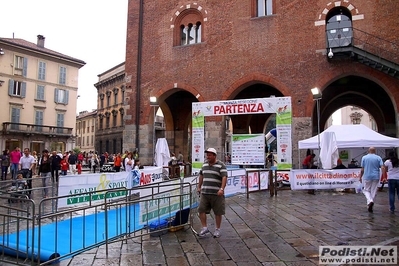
{"left": 298, "top": 124, "right": 399, "bottom": 168}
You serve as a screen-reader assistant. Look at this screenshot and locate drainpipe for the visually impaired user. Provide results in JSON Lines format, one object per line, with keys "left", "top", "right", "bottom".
{"left": 135, "top": 0, "right": 144, "bottom": 151}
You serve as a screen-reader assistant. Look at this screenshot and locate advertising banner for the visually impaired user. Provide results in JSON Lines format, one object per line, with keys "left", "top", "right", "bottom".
{"left": 192, "top": 97, "right": 292, "bottom": 171}
{"left": 290, "top": 169, "right": 362, "bottom": 190}
{"left": 58, "top": 167, "right": 163, "bottom": 208}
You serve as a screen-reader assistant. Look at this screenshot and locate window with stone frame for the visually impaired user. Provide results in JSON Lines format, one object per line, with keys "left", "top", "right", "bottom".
{"left": 174, "top": 9, "right": 204, "bottom": 46}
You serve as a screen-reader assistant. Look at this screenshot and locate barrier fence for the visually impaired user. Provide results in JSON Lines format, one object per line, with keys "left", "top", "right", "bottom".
{"left": 0, "top": 167, "right": 282, "bottom": 265}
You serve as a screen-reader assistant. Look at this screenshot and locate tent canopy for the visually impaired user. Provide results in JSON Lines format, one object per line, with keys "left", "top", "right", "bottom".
{"left": 298, "top": 124, "right": 399, "bottom": 149}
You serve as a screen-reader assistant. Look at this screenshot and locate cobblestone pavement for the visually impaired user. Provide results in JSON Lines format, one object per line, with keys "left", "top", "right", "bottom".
{"left": 48, "top": 188, "right": 399, "bottom": 266}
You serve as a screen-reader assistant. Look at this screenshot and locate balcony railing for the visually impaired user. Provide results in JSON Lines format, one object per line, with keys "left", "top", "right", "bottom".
{"left": 2, "top": 122, "right": 73, "bottom": 137}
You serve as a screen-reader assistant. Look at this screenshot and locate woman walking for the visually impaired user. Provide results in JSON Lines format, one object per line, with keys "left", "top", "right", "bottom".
{"left": 38, "top": 149, "right": 52, "bottom": 198}
{"left": 384, "top": 151, "right": 399, "bottom": 213}
{"left": 1, "top": 149, "right": 10, "bottom": 180}
{"left": 91, "top": 154, "right": 99, "bottom": 173}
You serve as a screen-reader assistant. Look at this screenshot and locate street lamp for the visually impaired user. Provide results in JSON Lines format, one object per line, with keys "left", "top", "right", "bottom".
{"left": 150, "top": 96, "right": 158, "bottom": 165}
{"left": 311, "top": 87, "right": 322, "bottom": 169}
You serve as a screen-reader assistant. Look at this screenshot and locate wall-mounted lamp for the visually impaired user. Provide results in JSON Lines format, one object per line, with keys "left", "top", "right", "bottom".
{"left": 150, "top": 96, "right": 157, "bottom": 106}
{"left": 311, "top": 87, "right": 322, "bottom": 100}
{"left": 0, "top": 48, "right": 4, "bottom": 55}
{"left": 0, "top": 80, "right": 4, "bottom": 86}
{"left": 328, "top": 48, "right": 334, "bottom": 59}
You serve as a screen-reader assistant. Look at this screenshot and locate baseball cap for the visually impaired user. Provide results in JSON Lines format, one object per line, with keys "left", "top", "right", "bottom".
{"left": 205, "top": 148, "right": 217, "bottom": 155}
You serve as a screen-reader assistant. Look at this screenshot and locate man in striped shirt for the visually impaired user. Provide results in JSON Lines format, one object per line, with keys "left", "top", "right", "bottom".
{"left": 197, "top": 148, "right": 228, "bottom": 238}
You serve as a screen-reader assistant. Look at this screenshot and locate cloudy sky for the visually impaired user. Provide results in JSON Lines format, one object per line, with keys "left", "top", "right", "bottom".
{"left": 0, "top": 0, "right": 128, "bottom": 113}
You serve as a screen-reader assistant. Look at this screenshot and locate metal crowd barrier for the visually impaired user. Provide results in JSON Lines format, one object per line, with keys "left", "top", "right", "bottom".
{"left": 0, "top": 176, "right": 199, "bottom": 265}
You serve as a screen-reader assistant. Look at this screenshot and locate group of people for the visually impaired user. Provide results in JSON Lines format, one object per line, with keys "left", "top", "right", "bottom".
{"left": 301, "top": 147, "right": 399, "bottom": 214}
{"left": 360, "top": 147, "right": 399, "bottom": 214}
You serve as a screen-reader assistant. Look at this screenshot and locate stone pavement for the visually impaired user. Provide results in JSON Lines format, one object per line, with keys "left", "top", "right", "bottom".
{"left": 56, "top": 189, "right": 399, "bottom": 266}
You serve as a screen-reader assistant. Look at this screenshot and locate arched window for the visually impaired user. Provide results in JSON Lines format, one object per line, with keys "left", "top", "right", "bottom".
{"left": 174, "top": 9, "right": 204, "bottom": 46}
{"left": 180, "top": 22, "right": 202, "bottom": 45}
{"left": 326, "top": 7, "right": 353, "bottom": 48}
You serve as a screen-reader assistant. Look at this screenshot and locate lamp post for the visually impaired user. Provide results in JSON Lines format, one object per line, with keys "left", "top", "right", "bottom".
{"left": 311, "top": 87, "right": 322, "bottom": 169}
{"left": 150, "top": 97, "right": 158, "bottom": 165}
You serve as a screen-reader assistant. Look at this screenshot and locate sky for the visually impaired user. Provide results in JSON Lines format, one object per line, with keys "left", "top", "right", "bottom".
{"left": 0, "top": 0, "right": 128, "bottom": 113}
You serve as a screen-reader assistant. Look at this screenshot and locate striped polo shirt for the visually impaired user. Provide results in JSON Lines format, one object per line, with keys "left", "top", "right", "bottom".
{"left": 200, "top": 160, "right": 228, "bottom": 195}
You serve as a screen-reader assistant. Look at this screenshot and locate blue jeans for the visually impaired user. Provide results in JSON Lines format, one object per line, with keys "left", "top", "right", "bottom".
{"left": 10, "top": 163, "right": 19, "bottom": 180}
{"left": 388, "top": 179, "right": 399, "bottom": 212}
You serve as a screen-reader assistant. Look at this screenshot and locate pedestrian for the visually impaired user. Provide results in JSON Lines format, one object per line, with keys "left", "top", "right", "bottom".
{"left": 197, "top": 148, "right": 228, "bottom": 238}
{"left": 32, "top": 151, "right": 38, "bottom": 175}
{"left": 1, "top": 149, "right": 10, "bottom": 180}
{"left": 177, "top": 151, "right": 184, "bottom": 165}
{"left": 60, "top": 157, "right": 68, "bottom": 175}
{"left": 124, "top": 152, "right": 134, "bottom": 172}
{"left": 302, "top": 153, "right": 316, "bottom": 169}
{"left": 38, "top": 149, "right": 51, "bottom": 198}
{"left": 360, "top": 147, "right": 384, "bottom": 213}
{"left": 383, "top": 151, "right": 399, "bottom": 213}
{"left": 114, "top": 153, "right": 122, "bottom": 172}
{"left": 19, "top": 148, "right": 35, "bottom": 196}
{"left": 134, "top": 159, "right": 143, "bottom": 170}
{"left": 91, "top": 154, "right": 99, "bottom": 173}
{"left": 10, "top": 147, "right": 22, "bottom": 179}
{"left": 68, "top": 151, "right": 78, "bottom": 175}
{"left": 50, "top": 151, "right": 62, "bottom": 183}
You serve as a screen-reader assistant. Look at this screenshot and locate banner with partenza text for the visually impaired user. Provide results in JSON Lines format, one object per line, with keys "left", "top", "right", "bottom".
{"left": 192, "top": 97, "right": 292, "bottom": 171}
{"left": 290, "top": 169, "right": 361, "bottom": 190}
{"left": 58, "top": 167, "right": 163, "bottom": 208}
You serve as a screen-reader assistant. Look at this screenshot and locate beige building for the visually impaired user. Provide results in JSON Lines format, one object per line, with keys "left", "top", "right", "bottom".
{"left": 0, "top": 35, "right": 85, "bottom": 153}
{"left": 326, "top": 106, "right": 377, "bottom": 131}
{"left": 94, "top": 62, "right": 126, "bottom": 154}
{"left": 76, "top": 110, "right": 97, "bottom": 152}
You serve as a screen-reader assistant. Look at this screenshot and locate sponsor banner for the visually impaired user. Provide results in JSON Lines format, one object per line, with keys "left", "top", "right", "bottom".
{"left": 192, "top": 97, "right": 292, "bottom": 171}
{"left": 319, "top": 245, "right": 397, "bottom": 265}
{"left": 232, "top": 134, "right": 265, "bottom": 165}
{"left": 290, "top": 169, "right": 361, "bottom": 190}
{"left": 58, "top": 167, "right": 163, "bottom": 208}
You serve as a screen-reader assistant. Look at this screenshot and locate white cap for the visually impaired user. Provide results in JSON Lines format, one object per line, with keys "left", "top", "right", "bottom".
{"left": 205, "top": 148, "right": 217, "bottom": 155}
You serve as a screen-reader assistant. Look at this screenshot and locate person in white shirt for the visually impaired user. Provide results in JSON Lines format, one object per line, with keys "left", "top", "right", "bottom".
{"left": 19, "top": 148, "right": 35, "bottom": 196}
{"left": 124, "top": 152, "right": 134, "bottom": 172}
{"left": 383, "top": 151, "right": 399, "bottom": 213}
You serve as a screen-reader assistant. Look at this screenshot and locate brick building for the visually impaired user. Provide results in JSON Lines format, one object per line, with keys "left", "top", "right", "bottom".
{"left": 124, "top": 0, "right": 399, "bottom": 167}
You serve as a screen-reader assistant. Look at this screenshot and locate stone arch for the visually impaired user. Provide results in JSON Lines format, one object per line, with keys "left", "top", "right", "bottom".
{"left": 144, "top": 82, "right": 204, "bottom": 125}
{"left": 318, "top": 1, "right": 360, "bottom": 21}
{"left": 309, "top": 66, "right": 398, "bottom": 135}
{"left": 222, "top": 73, "right": 291, "bottom": 100}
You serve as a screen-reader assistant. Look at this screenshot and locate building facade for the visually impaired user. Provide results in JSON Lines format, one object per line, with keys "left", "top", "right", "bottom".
{"left": 94, "top": 62, "right": 126, "bottom": 155}
{"left": 123, "top": 1, "right": 399, "bottom": 166}
{"left": 76, "top": 110, "right": 97, "bottom": 152}
{"left": 0, "top": 35, "right": 85, "bottom": 154}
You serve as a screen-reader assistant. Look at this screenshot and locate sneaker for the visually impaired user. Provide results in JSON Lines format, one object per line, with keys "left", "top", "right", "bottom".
{"left": 198, "top": 227, "right": 210, "bottom": 237}
{"left": 213, "top": 229, "right": 221, "bottom": 238}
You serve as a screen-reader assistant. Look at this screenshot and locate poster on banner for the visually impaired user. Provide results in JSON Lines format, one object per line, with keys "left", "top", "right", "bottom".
{"left": 231, "top": 134, "right": 265, "bottom": 165}
{"left": 290, "top": 169, "right": 361, "bottom": 190}
{"left": 58, "top": 167, "right": 163, "bottom": 208}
